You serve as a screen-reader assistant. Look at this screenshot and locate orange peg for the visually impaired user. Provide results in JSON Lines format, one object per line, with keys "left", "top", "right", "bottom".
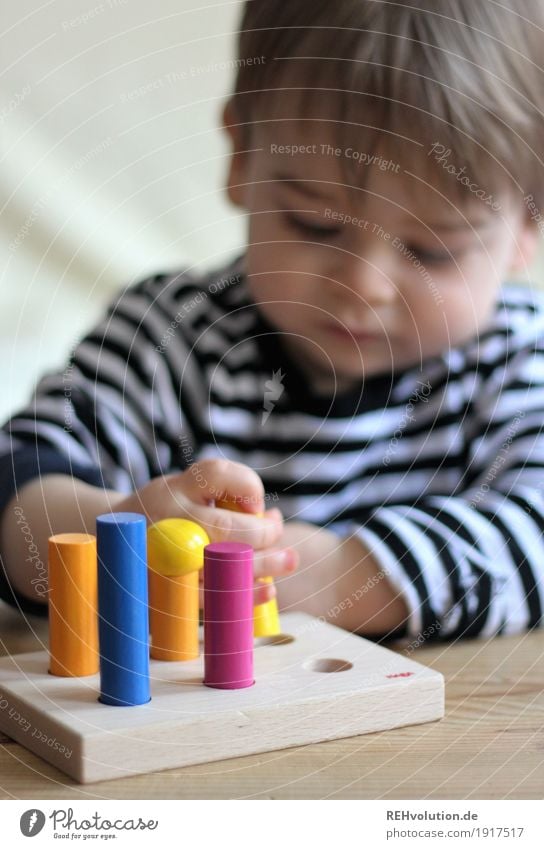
{"left": 148, "top": 570, "right": 200, "bottom": 661}
{"left": 147, "top": 519, "right": 209, "bottom": 661}
{"left": 48, "top": 533, "right": 99, "bottom": 677}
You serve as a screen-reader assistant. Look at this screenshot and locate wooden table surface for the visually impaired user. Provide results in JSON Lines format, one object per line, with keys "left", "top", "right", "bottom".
{"left": 0, "top": 602, "right": 542, "bottom": 799}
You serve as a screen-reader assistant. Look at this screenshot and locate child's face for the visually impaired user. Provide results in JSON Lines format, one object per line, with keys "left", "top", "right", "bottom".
{"left": 224, "top": 109, "right": 538, "bottom": 391}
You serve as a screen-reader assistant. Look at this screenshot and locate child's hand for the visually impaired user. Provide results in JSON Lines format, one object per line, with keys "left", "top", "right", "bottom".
{"left": 268, "top": 521, "right": 408, "bottom": 635}
{"left": 114, "top": 459, "right": 298, "bottom": 601}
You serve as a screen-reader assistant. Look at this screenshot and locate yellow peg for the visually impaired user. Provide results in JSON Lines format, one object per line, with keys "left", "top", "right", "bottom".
{"left": 253, "top": 576, "right": 281, "bottom": 637}
{"left": 147, "top": 519, "right": 209, "bottom": 576}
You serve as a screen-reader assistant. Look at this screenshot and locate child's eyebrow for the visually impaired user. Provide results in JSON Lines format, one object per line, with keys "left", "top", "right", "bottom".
{"left": 273, "top": 172, "right": 496, "bottom": 231}
{"left": 427, "top": 218, "right": 495, "bottom": 233}
{"left": 271, "top": 173, "right": 333, "bottom": 200}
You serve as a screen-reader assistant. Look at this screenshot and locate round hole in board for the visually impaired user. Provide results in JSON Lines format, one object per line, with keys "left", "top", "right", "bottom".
{"left": 254, "top": 633, "right": 295, "bottom": 647}
{"left": 303, "top": 657, "right": 353, "bottom": 673}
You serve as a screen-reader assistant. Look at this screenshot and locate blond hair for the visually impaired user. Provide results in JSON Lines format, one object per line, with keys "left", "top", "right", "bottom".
{"left": 231, "top": 0, "right": 544, "bottom": 204}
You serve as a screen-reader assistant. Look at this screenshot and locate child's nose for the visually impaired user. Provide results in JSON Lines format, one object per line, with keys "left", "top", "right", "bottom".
{"left": 337, "top": 250, "right": 398, "bottom": 307}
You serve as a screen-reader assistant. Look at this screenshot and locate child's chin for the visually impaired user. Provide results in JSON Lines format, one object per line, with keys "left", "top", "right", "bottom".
{"left": 333, "top": 352, "right": 393, "bottom": 380}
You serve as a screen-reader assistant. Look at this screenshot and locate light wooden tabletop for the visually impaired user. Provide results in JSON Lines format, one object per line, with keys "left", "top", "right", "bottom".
{"left": 0, "top": 601, "right": 542, "bottom": 800}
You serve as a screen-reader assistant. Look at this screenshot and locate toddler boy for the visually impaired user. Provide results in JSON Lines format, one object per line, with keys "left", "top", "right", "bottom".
{"left": 1, "top": 0, "right": 544, "bottom": 642}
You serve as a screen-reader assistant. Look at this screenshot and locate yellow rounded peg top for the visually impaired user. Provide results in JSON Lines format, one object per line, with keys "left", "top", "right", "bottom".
{"left": 147, "top": 518, "right": 210, "bottom": 576}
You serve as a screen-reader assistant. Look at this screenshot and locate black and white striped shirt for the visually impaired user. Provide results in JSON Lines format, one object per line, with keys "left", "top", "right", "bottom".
{"left": 1, "top": 252, "right": 544, "bottom": 639}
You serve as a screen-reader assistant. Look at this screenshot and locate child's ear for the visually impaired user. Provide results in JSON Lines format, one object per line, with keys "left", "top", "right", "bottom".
{"left": 509, "top": 215, "right": 540, "bottom": 275}
{"left": 221, "top": 98, "right": 251, "bottom": 210}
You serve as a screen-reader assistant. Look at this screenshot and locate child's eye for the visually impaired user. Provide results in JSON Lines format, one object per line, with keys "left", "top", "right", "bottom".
{"left": 286, "top": 216, "right": 342, "bottom": 239}
{"left": 405, "top": 245, "right": 453, "bottom": 265}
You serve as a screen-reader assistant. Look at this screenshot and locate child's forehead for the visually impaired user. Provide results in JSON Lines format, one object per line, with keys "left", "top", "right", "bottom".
{"left": 256, "top": 117, "right": 400, "bottom": 189}
{"left": 255, "top": 120, "right": 498, "bottom": 229}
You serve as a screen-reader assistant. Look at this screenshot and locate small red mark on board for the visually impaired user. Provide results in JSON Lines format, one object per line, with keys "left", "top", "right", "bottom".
{"left": 386, "top": 672, "right": 415, "bottom": 679}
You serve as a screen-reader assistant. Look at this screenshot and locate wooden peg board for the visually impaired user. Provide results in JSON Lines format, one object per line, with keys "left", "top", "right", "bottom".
{"left": 0, "top": 613, "right": 444, "bottom": 784}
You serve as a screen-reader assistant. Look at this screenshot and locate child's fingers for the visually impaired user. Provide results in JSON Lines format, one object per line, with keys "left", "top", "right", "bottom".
{"left": 189, "top": 503, "right": 283, "bottom": 549}
{"left": 254, "top": 547, "right": 299, "bottom": 578}
{"left": 196, "top": 546, "right": 295, "bottom": 580}
{"left": 253, "top": 578, "right": 276, "bottom": 605}
{"left": 179, "top": 458, "right": 266, "bottom": 512}
{"left": 198, "top": 578, "right": 276, "bottom": 608}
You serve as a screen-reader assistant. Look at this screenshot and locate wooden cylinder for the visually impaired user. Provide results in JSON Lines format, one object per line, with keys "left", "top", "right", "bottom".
{"left": 48, "top": 533, "right": 99, "bottom": 677}
{"left": 147, "top": 519, "right": 209, "bottom": 662}
{"left": 149, "top": 570, "right": 200, "bottom": 661}
{"left": 96, "top": 512, "right": 150, "bottom": 707}
{"left": 203, "top": 542, "right": 254, "bottom": 689}
{"left": 216, "top": 500, "right": 281, "bottom": 637}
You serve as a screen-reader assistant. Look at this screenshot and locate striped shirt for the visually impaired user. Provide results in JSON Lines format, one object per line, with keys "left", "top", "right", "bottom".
{"left": 1, "top": 252, "right": 544, "bottom": 639}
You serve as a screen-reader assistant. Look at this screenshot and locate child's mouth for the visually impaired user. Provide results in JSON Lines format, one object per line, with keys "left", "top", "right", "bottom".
{"left": 322, "top": 322, "right": 381, "bottom": 343}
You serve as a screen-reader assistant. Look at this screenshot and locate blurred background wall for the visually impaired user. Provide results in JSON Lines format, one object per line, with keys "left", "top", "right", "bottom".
{"left": 0, "top": 0, "right": 246, "bottom": 421}
{"left": 1, "top": 0, "right": 543, "bottom": 422}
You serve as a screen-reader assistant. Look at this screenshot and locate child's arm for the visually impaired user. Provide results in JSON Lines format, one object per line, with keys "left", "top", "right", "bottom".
{"left": 0, "top": 271, "right": 216, "bottom": 612}
{"left": 0, "top": 475, "right": 124, "bottom": 609}
{"left": 0, "top": 460, "right": 292, "bottom": 610}
{"left": 338, "top": 351, "right": 544, "bottom": 643}
{"left": 273, "top": 335, "right": 544, "bottom": 642}
{"left": 272, "top": 521, "right": 409, "bottom": 636}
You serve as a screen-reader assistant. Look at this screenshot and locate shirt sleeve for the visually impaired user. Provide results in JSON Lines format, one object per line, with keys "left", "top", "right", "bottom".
{"left": 349, "top": 339, "right": 544, "bottom": 642}
{"left": 0, "top": 272, "right": 201, "bottom": 614}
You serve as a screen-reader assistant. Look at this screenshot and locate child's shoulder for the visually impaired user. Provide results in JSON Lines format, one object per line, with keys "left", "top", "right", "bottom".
{"left": 102, "top": 253, "right": 253, "bottom": 354}
{"left": 427, "top": 283, "right": 544, "bottom": 401}
{"left": 494, "top": 284, "right": 544, "bottom": 342}
{"left": 476, "top": 283, "right": 544, "bottom": 373}
{"left": 460, "top": 283, "right": 544, "bottom": 397}
{"left": 467, "top": 283, "right": 544, "bottom": 368}
{"left": 126, "top": 253, "right": 248, "bottom": 314}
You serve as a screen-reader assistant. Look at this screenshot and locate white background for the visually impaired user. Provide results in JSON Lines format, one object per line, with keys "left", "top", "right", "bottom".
{"left": 1, "top": 0, "right": 542, "bottom": 422}
{"left": 0, "top": 0, "right": 246, "bottom": 421}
